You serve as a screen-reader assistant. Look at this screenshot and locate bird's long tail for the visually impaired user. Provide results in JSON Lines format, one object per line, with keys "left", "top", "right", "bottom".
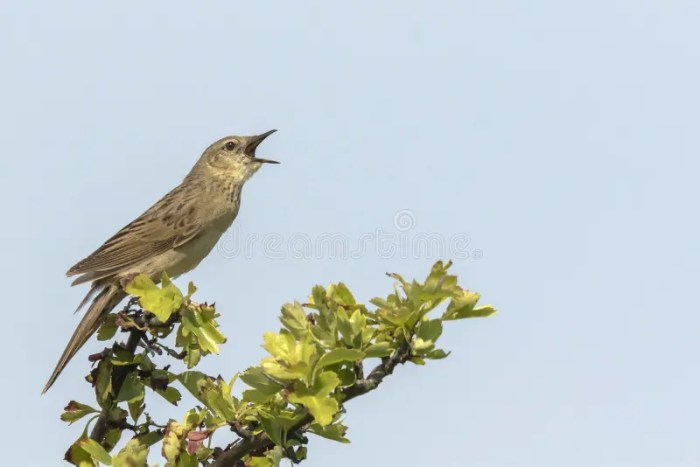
{"left": 42, "top": 283, "right": 126, "bottom": 394}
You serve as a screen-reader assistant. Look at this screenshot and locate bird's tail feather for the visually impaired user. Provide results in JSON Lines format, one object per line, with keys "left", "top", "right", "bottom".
{"left": 73, "top": 282, "right": 103, "bottom": 314}
{"left": 42, "top": 284, "right": 126, "bottom": 394}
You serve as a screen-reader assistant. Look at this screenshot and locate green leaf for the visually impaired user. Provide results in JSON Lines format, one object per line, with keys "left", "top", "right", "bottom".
{"left": 265, "top": 446, "right": 285, "bottom": 466}
{"left": 137, "top": 354, "right": 155, "bottom": 373}
{"left": 257, "top": 409, "right": 303, "bottom": 447}
{"left": 124, "top": 273, "right": 183, "bottom": 322}
{"left": 197, "top": 320, "right": 227, "bottom": 353}
{"left": 335, "top": 366, "right": 357, "bottom": 387}
{"left": 260, "top": 331, "right": 317, "bottom": 382}
{"left": 140, "top": 431, "right": 164, "bottom": 447}
{"left": 157, "top": 386, "right": 182, "bottom": 405}
{"left": 179, "top": 306, "right": 226, "bottom": 356}
{"left": 162, "top": 421, "right": 185, "bottom": 464}
{"left": 386, "top": 271, "right": 407, "bottom": 286}
{"left": 95, "top": 359, "right": 113, "bottom": 409}
{"left": 471, "top": 304, "right": 497, "bottom": 317}
{"left": 369, "top": 296, "right": 389, "bottom": 308}
{"left": 61, "top": 401, "right": 98, "bottom": 424}
{"left": 147, "top": 368, "right": 173, "bottom": 391}
{"left": 240, "top": 367, "right": 284, "bottom": 393}
{"left": 309, "top": 285, "right": 339, "bottom": 346}
{"left": 78, "top": 438, "right": 112, "bottom": 465}
{"left": 414, "top": 318, "right": 443, "bottom": 352}
{"left": 293, "top": 446, "right": 308, "bottom": 462}
{"left": 176, "top": 453, "right": 199, "bottom": 467}
{"left": 103, "top": 428, "right": 122, "bottom": 453}
{"left": 379, "top": 308, "right": 415, "bottom": 328}
{"left": 288, "top": 371, "right": 340, "bottom": 426}
{"left": 97, "top": 314, "right": 119, "bottom": 341}
{"left": 279, "top": 302, "right": 309, "bottom": 338}
{"left": 332, "top": 283, "right": 356, "bottom": 305}
{"left": 412, "top": 338, "right": 435, "bottom": 352}
{"left": 186, "top": 281, "right": 197, "bottom": 299}
{"left": 416, "top": 318, "right": 443, "bottom": 343}
{"left": 105, "top": 407, "right": 128, "bottom": 435}
{"left": 420, "top": 261, "right": 459, "bottom": 306}
{"left": 336, "top": 308, "right": 371, "bottom": 348}
{"left": 160, "top": 419, "right": 199, "bottom": 467}
{"left": 116, "top": 372, "right": 144, "bottom": 403}
{"left": 426, "top": 349, "right": 451, "bottom": 359}
{"left": 240, "top": 367, "right": 284, "bottom": 403}
{"left": 309, "top": 285, "right": 327, "bottom": 309}
{"left": 65, "top": 439, "right": 93, "bottom": 466}
{"left": 259, "top": 416, "right": 285, "bottom": 446}
{"left": 245, "top": 446, "right": 284, "bottom": 467}
{"left": 241, "top": 388, "right": 272, "bottom": 404}
{"left": 442, "top": 290, "right": 496, "bottom": 320}
{"left": 178, "top": 371, "right": 211, "bottom": 406}
{"left": 127, "top": 397, "right": 144, "bottom": 423}
{"left": 245, "top": 457, "right": 274, "bottom": 467}
{"left": 364, "top": 342, "right": 393, "bottom": 358}
{"left": 201, "top": 377, "right": 238, "bottom": 421}
{"left": 179, "top": 373, "right": 237, "bottom": 421}
{"left": 309, "top": 422, "right": 350, "bottom": 443}
{"left": 314, "top": 349, "right": 364, "bottom": 376}
{"left": 184, "top": 347, "right": 201, "bottom": 368}
{"left": 112, "top": 438, "right": 148, "bottom": 467}
{"left": 183, "top": 408, "right": 208, "bottom": 429}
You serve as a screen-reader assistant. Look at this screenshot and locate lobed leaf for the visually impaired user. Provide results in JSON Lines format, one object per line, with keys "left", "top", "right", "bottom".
{"left": 124, "top": 273, "right": 183, "bottom": 322}
{"left": 288, "top": 371, "right": 340, "bottom": 426}
{"left": 61, "top": 401, "right": 98, "bottom": 425}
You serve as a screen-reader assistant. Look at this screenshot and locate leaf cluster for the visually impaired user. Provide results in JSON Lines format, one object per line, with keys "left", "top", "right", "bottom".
{"left": 61, "top": 261, "right": 495, "bottom": 466}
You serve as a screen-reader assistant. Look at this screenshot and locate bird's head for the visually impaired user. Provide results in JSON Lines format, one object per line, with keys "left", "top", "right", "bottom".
{"left": 191, "top": 129, "right": 279, "bottom": 183}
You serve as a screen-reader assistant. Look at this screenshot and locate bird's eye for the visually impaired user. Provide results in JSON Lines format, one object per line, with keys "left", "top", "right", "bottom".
{"left": 224, "top": 141, "right": 236, "bottom": 151}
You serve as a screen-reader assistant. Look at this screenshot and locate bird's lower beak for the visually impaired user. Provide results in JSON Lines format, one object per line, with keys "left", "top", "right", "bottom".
{"left": 255, "top": 157, "right": 279, "bottom": 164}
{"left": 247, "top": 129, "right": 279, "bottom": 164}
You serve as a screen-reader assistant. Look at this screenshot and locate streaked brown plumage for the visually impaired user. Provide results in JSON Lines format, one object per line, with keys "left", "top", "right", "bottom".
{"left": 42, "top": 130, "right": 278, "bottom": 393}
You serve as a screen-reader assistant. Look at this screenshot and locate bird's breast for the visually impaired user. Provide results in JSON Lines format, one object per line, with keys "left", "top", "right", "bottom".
{"left": 172, "top": 210, "right": 236, "bottom": 274}
{"left": 137, "top": 208, "right": 237, "bottom": 281}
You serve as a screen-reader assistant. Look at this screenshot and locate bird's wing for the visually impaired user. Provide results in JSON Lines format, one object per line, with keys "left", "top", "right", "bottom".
{"left": 67, "top": 184, "right": 203, "bottom": 284}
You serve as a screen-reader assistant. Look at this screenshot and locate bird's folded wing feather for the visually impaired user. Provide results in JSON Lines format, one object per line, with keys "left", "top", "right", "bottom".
{"left": 67, "top": 184, "right": 202, "bottom": 284}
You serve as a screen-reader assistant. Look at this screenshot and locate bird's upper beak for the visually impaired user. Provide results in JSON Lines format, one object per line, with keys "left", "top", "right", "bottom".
{"left": 247, "top": 129, "right": 279, "bottom": 164}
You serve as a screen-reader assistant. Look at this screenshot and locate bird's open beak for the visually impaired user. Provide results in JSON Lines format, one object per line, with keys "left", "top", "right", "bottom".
{"left": 247, "top": 129, "right": 279, "bottom": 164}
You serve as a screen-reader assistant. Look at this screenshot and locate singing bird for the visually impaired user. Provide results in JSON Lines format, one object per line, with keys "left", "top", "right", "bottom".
{"left": 42, "top": 130, "right": 279, "bottom": 393}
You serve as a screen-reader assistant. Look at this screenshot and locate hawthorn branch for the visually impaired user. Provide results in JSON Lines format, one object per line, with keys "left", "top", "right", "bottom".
{"left": 89, "top": 326, "right": 146, "bottom": 444}
{"left": 211, "top": 340, "right": 413, "bottom": 467}
{"left": 343, "top": 339, "right": 412, "bottom": 400}
{"left": 147, "top": 339, "right": 187, "bottom": 360}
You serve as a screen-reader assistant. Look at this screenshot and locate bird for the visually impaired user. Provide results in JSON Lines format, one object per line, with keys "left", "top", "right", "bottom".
{"left": 42, "top": 130, "right": 279, "bottom": 393}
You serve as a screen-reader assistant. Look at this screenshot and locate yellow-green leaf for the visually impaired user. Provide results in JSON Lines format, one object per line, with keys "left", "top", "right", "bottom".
{"left": 260, "top": 331, "right": 317, "bottom": 382}
{"left": 61, "top": 401, "right": 98, "bottom": 425}
{"left": 124, "top": 273, "right": 183, "bottom": 322}
{"left": 78, "top": 438, "right": 112, "bottom": 465}
{"left": 288, "top": 371, "right": 340, "bottom": 426}
{"left": 443, "top": 288, "right": 496, "bottom": 320}
{"left": 309, "top": 422, "right": 350, "bottom": 443}
{"left": 332, "top": 283, "right": 356, "bottom": 305}
{"left": 314, "top": 348, "right": 364, "bottom": 377}
{"left": 112, "top": 439, "right": 148, "bottom": 467}
{"left": 279, "top": 302, "right": 309, "bottom": 338}
{"left": 245, "top": 457, "right": 274, "bottom": 467}
{"left": 162, "top": 421, "right": 185, "bottom": 463}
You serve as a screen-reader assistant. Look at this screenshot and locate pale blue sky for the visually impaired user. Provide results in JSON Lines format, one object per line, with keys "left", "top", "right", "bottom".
{"left": 3, "top": 1, "right": 699, "bottom": 466}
